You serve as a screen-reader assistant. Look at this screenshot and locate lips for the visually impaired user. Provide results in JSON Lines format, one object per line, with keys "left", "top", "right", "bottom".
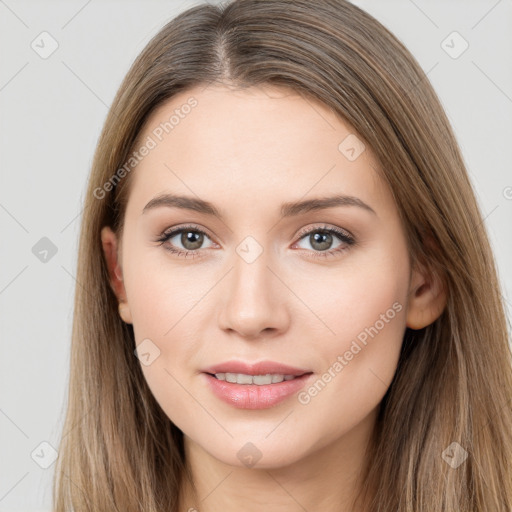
{"left": 202, "top": 360, "right": 311, "bottom": 377}
{"left": 203, "top": 371, "right": 314, "bottom": 409}
{"left": 201, "top": 360, "right": 314, "bottom": 409}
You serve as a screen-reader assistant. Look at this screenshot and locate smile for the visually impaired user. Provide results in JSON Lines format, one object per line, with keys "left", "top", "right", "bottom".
{"left": 212, "top": 372, "right": 298, "bottom": 385}
{"left": 203, "top": 372, "right": 313, "bottom": 409}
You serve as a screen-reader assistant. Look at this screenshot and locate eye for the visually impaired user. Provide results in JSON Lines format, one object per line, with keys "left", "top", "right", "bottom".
{"left": 156, "top": 224, "right": 215, "bottom": 258}
{"left": 292, "top": 224, "right": 355, "bottom": 259}
{"left": 156, "top": 223, "right": 356, "bottom": 260}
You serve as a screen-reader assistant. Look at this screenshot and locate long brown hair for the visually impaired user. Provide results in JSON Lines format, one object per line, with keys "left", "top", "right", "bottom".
{"left": 52, "top": 0, "right": 512, "bottom": 510}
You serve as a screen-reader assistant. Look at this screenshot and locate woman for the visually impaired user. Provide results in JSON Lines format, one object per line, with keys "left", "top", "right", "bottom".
{"left": 52, "top": 0, "right": 512, "bottom": 510}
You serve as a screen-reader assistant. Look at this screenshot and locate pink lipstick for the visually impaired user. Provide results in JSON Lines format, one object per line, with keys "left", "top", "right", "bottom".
{"left": 202, "top": 360, "right": 314, "bottom": 409}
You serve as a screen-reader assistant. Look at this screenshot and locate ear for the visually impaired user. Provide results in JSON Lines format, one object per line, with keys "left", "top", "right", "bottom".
{"left": 406, "top": 261, "right": 447, "bottom": 330}
{"left": 100, "top": 226, "right": 132, "bottom": 324}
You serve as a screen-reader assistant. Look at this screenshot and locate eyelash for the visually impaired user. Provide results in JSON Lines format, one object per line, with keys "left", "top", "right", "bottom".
{"left": 155, "top": 223, "right": 356, "bottom": 260}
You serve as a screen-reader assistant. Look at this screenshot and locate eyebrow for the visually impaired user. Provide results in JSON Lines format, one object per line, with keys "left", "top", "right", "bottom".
{"left": 142, "top": 193, "right": 377, "bottom": 218}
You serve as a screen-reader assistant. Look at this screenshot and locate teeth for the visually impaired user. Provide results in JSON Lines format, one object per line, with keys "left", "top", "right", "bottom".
{"left": 214, "top": 373, "right": 298, "bottom": 385}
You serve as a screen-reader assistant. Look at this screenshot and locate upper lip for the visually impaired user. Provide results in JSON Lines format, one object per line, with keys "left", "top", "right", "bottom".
{"left": 202, "top": 360, "right": 312, "bottom": 376}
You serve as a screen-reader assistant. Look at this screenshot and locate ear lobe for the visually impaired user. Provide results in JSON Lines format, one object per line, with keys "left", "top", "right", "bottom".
{"left": 100, "top": 226, "right": 128, "bottom": 303}
{"left": 406, "top": 263, "right": 447, "bottom": 330}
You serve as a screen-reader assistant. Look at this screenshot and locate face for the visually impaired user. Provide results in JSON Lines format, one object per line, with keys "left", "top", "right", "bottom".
{"left": 102, "top": 84, "right": 421, "bottom": 469}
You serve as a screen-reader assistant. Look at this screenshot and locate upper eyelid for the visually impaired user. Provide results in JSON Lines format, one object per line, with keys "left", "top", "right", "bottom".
{"left": 162, "top": 223, "right": 214, "bottom": 239}
{"left": 295, "top": 224, "right": 353, "bottom": 240}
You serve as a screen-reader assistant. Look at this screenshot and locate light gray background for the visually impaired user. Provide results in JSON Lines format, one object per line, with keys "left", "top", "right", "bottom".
{"left": 1, "top": 0, "right": 511, "bottom": 510}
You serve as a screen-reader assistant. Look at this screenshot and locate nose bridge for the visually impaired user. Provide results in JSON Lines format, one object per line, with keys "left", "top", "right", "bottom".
{"left": 232, "top": 246, "right": 272, "bottom": 300}
{"left": 217, "top": 238, "right": 289, "bottom": 337}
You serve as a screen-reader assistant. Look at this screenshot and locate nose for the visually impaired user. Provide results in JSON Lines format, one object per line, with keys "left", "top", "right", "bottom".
{"left": 217, "top": 249, "right": 291, "bottom": 340}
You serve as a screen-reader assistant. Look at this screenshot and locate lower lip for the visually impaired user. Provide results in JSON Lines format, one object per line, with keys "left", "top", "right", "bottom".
{"left": 203, "top": 372, "right": 313, "bottom": 409}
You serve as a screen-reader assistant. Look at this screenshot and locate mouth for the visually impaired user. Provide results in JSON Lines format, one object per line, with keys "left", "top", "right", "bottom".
{"left": 202, "top": 368, "right": 314, "bottom": 409}
{"left": 202, "top": 359, "right": 312, "bottom": 378}
{"left": 206, "top": 372, "right": 310, "bottom": 385}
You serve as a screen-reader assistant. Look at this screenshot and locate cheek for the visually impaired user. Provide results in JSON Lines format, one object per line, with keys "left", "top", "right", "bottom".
{"left": 294, "top": 267, "right": 407, "bottom": 403}
{"left": 124, "top": 241, "right": 208, "bottom": 343}
{"left": 291, "top": 242, "right": 409, "bottom": 439}
{"left": 127, "top": 268, "right": 204, "bottom": 432}
{"left": 293, "top": 237, "right": 409, "bottom": 351}
{"left": 123, "top": 250, "right": 217, "bottom": 420}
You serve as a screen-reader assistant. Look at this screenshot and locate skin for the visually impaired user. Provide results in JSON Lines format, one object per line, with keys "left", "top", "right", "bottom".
{"left": 101, "top": 84, "right": 446, "bottom": 511}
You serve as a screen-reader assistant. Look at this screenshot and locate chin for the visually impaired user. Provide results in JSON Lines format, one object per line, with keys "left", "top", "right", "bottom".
{"left": 197, "top": 435, "right": 312, "bottom": 470}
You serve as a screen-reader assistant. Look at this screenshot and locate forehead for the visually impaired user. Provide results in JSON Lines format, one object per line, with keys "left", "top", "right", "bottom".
{"left": 126, "top": 84, "right": 387, "bottom": 216}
